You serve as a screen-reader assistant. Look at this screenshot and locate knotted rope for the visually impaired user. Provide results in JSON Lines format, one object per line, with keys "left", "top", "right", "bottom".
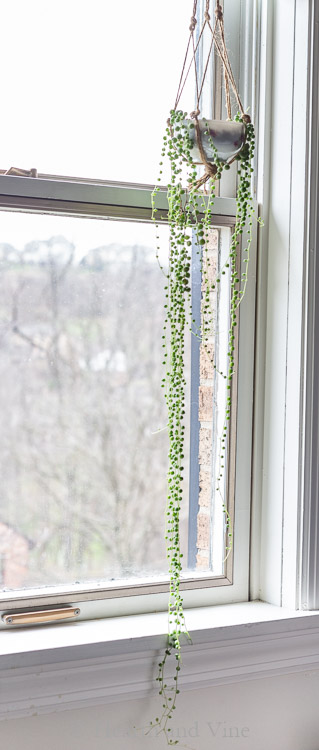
{"left": 190, "top": 111, "right": 218, "bottom": 187}
{"left": 174, "top": 0, "right": 250, "bottom": 189}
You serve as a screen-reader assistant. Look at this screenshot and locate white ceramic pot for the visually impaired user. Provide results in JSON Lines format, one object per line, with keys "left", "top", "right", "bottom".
{"left": 184, "top": 119, "right": 246, "bottom": 164}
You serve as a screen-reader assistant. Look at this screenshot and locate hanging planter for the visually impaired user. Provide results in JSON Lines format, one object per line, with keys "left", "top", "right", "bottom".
{"left": 176, "top": 118, "right": 247, "bottom": 165}
{"left": 147, "top": 0, "right": 263, "bottom": 745}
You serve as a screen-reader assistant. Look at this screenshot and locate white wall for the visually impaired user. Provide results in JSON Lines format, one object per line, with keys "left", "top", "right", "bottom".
{"left": 2, "top": 671, "right": 319, "bottom": 750}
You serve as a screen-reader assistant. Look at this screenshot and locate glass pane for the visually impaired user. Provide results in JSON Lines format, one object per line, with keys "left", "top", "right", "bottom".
{"left": 0, "top": 213, "right": 192, "bottom": 590}
{"left": 1, "top": 0, "right": 192, "bottom": 183}
{"left": 0, "top": 212, "right": 233, "bottom": 593}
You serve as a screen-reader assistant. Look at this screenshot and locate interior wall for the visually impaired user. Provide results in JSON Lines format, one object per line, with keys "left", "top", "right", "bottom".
{"left": 2, "top": 670, "right": 319, "bottom": 750}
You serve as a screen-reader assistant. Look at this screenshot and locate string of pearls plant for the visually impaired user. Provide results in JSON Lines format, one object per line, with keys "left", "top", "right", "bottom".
{"left": 147, "top": 108, "right": 260, "bottom": 746}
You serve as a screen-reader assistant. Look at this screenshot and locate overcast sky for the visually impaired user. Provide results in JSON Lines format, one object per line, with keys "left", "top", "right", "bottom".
{"left": 0, "top": 0, "right": 192, "bottom": 252}
{"left": 1, "top": 0, "right": 191, "bottom": 182}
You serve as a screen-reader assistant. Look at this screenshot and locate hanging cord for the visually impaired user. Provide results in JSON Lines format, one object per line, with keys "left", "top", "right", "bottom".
{"left": 172, "top": 1, "right": 251, "bottom": 189}
{"left": 206, "top": 1, "right": 247, "bottom": 119}
{"left": 175, "top": 0, "right": 204, "bottom": 110}
{"left": 215, "top": 2, "right": 232, "bottom": 119}
{"left": 193, "top": 118, "right": 218, "bottom": 185}
{"left": 175, "top": 0, "right": 247, "bottom": 119}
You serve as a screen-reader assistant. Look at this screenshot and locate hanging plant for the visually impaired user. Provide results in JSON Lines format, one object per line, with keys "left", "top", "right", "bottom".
{"left": 147, "top": 1, "right": 262, "bottom": 744}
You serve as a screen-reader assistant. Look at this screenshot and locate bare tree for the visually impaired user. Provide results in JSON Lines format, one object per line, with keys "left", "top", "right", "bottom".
{"left": 0, "top": 237, "right": 172, "bottom": 587}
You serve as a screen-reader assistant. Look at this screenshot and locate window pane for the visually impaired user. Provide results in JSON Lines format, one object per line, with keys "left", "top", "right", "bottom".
{"left": 0, "top": 213, "right": 189, "bottom": 590}
{"left": 0, "top": 212, "right": 233, "bottom": 593}
{"left": 1, "top": 0, "right": 192, "bottom": 183}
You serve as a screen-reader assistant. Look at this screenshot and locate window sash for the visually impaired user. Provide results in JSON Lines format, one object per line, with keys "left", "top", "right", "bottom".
{"left": 0, "top": 174, "right": 257, "bottom": 620}
{"left": 0, "top": 174, "right": 237, "bottom": 223}
{"left": 0, "top": 0, "right": 261, "bottom": 621}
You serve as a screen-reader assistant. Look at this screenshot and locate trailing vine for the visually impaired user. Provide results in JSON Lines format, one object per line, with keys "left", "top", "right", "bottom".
{"left": 147, "top": 109, "right": 259, "bottom": 746}
{"left": 144, "top": 1, "right": 263, "bottom": 745}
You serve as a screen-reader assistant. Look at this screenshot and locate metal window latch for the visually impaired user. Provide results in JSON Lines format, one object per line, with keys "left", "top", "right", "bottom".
{"left": 4, "top": 167, "right": 38, "bottom": 177}
{"left": 2, "top": 606, "right": 80, "bottom": 626}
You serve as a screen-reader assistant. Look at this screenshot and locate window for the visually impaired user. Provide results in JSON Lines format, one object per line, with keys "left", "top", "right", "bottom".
{"left": 0, "top": 178, "right": 255, "bottom": 618}
{"left": 0, "top": 0, "right": 258, "bottom": 622}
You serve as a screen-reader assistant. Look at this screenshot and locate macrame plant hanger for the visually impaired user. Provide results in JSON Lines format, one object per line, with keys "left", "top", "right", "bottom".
{"left": 173, "top": 0, "right": 250, "bottom": 189}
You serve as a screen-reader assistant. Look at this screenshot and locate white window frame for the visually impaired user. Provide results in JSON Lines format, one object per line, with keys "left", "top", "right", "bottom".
{"left": 7, "top": 0, "right": 319, "bottom": 625}
{"left": 297, "top": 0, "right": 319, "bottom": 611}
{"left": 0, "top": 1, "right": 263, "bottom": 624}
{"left": 250, "top": 0, "right": 319, "bottom": 613}
{"left": 0, "top": 170, "right": 257, "bottom": 621}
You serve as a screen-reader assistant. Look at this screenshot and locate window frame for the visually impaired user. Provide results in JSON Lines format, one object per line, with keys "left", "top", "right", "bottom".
{"left": 249, "top": 0, "right": 319, "bottom": 613}
{"left": 0, "top": 173, "right": 257, "bottom": 622}
{"left": 0, "top": 0, "right": 261, "bottom": 623}
{"left": 0, "top": 0, "right": 317, "bottom": 651}
{"left": 298, "top": 0, "right": 319, "bottom": 611}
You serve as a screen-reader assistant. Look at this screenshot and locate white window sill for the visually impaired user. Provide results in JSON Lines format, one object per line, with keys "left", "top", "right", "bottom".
{"left": 1, "top": 601, "right": 319, "bottom": 720}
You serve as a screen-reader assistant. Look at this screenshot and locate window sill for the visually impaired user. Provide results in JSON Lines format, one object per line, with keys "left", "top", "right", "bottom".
{"left": 1, "top": 601, "right": 319, "bottom": 720}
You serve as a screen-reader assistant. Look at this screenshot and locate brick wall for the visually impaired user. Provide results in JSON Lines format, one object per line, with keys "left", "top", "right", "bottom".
{"left": 196, "top": 230, "right": 218, "bottom": 569}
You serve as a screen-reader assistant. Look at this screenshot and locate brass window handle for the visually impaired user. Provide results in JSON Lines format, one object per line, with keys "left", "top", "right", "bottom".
{"left": 2, "top": 607, "right": 80, "bottom": 626}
